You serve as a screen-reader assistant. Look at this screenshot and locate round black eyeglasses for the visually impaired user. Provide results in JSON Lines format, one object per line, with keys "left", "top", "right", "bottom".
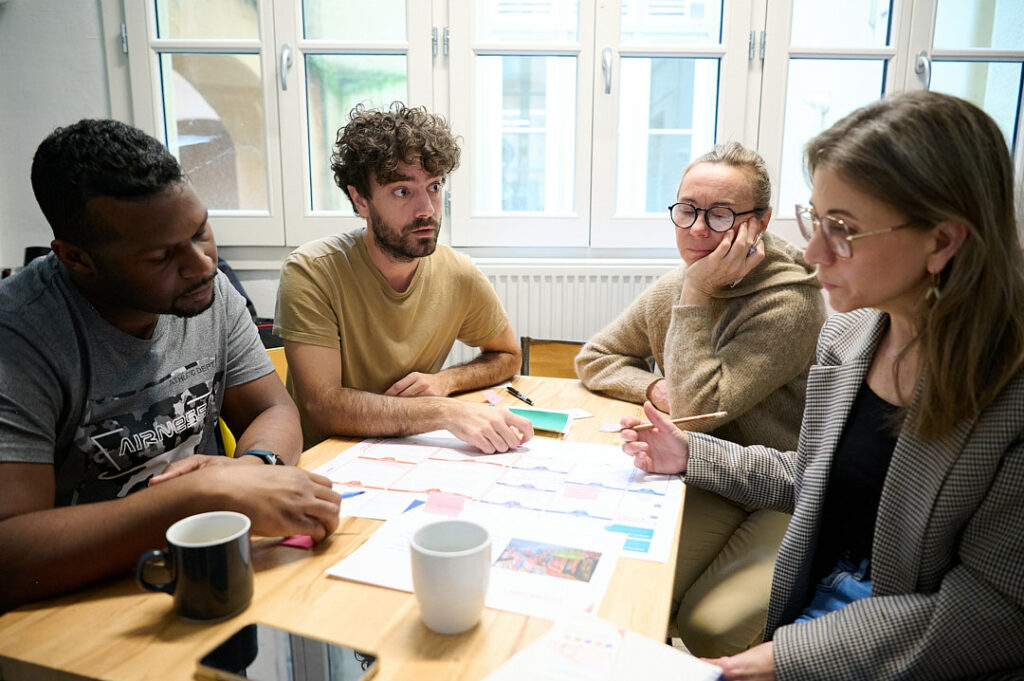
{"left": 668, "top": 202, "right": 757, "bottom": 233}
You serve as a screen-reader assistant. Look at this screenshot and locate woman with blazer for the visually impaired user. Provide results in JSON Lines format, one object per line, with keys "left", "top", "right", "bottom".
{"left": 622, "top": 90, "right": 1024, "bottom": 680}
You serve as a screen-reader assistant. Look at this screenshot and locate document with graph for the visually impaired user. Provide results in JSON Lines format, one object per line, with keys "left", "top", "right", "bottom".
{"left": 314, "top": 431, "right": 683, "bottom": 563}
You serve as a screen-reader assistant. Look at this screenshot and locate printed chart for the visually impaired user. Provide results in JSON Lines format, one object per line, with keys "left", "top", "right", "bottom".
{"left": 315, "top": 431, "right": 683, "bottom": 562}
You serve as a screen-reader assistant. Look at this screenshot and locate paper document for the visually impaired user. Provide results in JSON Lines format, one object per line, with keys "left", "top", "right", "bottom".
{"left": 327, "top": 504, "right": 620, "bottom": 621}
{"left": 483, "top": 613, "right": 722, "bottom": 681}
{"left": 316, "top": 432, "right": 683, "bottom": 562}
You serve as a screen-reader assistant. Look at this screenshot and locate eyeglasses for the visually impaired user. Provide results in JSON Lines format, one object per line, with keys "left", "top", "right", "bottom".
{"left": 668, "top": 202, "right": 757, "bottom": 233}
{"left": 794, "top": 204, "right": 920, "bottom": 259}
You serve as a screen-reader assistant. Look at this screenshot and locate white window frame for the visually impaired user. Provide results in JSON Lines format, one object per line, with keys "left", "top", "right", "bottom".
{"left": 123, "top": 0, "right": 287, "bottom": 246}
{"left": 448, "top": 1, "right": 597, "bottom": 248}
{"left": 589, "top": 0, "right": 758, "bottom": 249}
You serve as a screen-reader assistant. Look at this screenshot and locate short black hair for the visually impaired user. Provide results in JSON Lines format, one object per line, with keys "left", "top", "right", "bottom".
{"left": 30, "top": 119, "right": 185, "bottom": 247}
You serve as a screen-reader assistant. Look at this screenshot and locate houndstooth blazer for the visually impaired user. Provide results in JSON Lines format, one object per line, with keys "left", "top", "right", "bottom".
{"left": 685, "top": 309, "right": 1024, "bottom": 680}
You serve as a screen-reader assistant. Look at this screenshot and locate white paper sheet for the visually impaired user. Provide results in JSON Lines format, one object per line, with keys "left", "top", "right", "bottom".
{"left": 315, "top": 432, "right": 683, "bottom": 563}
{"left": 326, "top": 503, "right": 621, "bottom": 621}
{"left": 483, "top": 614, "right": 722, "bottom": 681}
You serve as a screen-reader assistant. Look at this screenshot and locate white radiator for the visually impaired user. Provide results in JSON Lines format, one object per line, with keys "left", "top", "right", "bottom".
{"left": 445, "top": 259, "right": 677, "bottom": 366}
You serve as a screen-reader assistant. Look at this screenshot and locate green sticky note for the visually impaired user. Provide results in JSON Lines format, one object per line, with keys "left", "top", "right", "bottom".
{"left": 509, "top": 407, "right": 572, "bottom": 434}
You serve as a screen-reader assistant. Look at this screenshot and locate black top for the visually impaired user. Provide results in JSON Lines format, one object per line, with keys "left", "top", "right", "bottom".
{"left": 810, "top": 381, "right": 900, "bottom": 585}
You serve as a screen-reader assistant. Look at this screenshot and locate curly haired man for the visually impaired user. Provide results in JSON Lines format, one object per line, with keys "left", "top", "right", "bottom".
{"left": 274, "top": 103, "right": 533, "bottom": 453}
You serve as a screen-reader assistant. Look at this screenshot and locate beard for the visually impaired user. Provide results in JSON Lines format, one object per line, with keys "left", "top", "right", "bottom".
{"left": 368, "top": 209, "right": 440, "bottom": 262}
{"left": 169, "top": 275, "right": 217, "bottom": 318}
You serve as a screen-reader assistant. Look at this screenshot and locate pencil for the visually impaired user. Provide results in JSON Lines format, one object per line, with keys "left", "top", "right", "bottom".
{"left": 631, "top": 410, "right": 728, "bottom": 431}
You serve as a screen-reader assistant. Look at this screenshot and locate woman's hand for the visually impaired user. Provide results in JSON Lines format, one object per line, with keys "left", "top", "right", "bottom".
{"left": 704, "top": 641, "right": 776, "bottom": 681}
{"left": 646, "top": 378, "right": 671, "bottom": 412}
{"left": 680, "top": 219, "right": 765, "bottom": 305}
{"left": 620, "top": 401, "right": 689, "bottom": 474}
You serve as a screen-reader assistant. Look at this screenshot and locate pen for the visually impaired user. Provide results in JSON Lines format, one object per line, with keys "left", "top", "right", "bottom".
{"left": 632, "top": 410, "right": 728, "bottom": 431}
{"left": 506, "top": 386, "right": 534, "bottom": 405}
{"left": 341, "top": 490, "right": 366, "bottom": 499}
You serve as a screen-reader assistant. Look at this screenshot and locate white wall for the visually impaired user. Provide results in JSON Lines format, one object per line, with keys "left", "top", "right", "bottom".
{"left": 0, "top": 0, "right": 112, "bottom": 271}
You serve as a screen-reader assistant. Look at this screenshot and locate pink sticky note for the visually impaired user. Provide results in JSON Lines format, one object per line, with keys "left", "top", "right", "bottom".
{"left": 424, "top": 491, "right": 466, "bottom": 516}
{"left": 483, "top": 389, "right": 501, "bottom": 405}
{"left": 562, "top": 483, "right": 600, "bottom": 499}
{"left": 599, "top": 422, "right": 622, "bottom": 432}
{"left": 280, "top": 534, "right": 315, "bottom": 549}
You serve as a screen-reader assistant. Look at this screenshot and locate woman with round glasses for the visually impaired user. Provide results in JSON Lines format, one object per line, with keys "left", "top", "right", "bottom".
{"left": 623, "top": 91, "right": 1024, "bottom": 680}
{"left": 576, "top": 142, "right": 826, "bottom": 656}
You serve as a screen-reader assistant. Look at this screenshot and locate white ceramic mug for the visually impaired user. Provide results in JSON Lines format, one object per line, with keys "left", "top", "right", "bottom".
{"left": 410, "top": 520, "right": 491, "bottom": 634}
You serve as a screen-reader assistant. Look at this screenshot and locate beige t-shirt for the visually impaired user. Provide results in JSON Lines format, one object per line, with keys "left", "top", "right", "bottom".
{"left": 274, "top": 230, "right": 508, "bottom": 441}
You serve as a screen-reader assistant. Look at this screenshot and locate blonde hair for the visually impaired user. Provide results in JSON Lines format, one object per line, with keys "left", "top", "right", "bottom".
{"left": 684, "top": 141, "right": 772, "bottom": 214}
{"left": 806, "top": 91, "right": 1024, "bottom": 439}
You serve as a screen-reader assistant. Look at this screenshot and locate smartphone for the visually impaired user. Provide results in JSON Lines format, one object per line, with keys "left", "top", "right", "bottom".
{"left": 197, "top": 623, "right": 378, "bottom": 681}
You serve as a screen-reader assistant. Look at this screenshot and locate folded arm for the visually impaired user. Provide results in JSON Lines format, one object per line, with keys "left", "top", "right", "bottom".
{"left": 384, "top": 324, "right": 520, "bottom": 397}
{"left": 0, "top": 460, "right": 340, "bottom": 611}
{"left": 285, "top": 340, "right": 533, "bottom": 453}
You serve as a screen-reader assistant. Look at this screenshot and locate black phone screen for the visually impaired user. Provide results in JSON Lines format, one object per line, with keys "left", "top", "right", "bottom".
{"left": 198, "top": 623, "right": 378, "bottom": 681}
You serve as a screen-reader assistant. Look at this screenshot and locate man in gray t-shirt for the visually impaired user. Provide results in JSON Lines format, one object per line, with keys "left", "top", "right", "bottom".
{"left": 0, "top": 120, "right": 341, "bottom": 611}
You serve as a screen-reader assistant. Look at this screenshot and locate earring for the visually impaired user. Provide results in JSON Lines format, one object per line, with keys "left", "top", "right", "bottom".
{"left": 925, "top": 272, "right": 942, "bottom": 307}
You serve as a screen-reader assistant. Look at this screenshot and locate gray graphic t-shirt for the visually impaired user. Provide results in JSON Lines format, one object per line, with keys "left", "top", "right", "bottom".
{"left": 0, "top": 255, "right": 272, "bottom": 506}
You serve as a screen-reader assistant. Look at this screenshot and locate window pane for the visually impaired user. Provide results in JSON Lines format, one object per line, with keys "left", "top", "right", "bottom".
{"left": 302, "top": 0, "right": 406, "bottom": 41}
{"left": 934, "top": 0, "right": 1024, "bottom": 50}
{"left": 620, "top": 0, "right": 722, "bottom": 45}
{"left": 306, "top": 55, "right": 408, "bottom": 212}
{"left": 789, "top": 0, "right": 891, "bottom": 48}
{"left": 931, "top": 61, "right": 1022, "bottom": 147}
{"left": 616, "top": 58, "right": 718, "bottom": 214}
{"left": 154, "top": 0, "right": 258, "bottom": 40}
{"left": 475, "top": 1, "right": 578, "bottom": 43}
{"left": 474, "top": 56, "right": 576, "bottom": 214}
{"left": 777, "top": 60, "right": 885, "bottom": 216}
{"left": 159, "top": 54, "right": 267, "bottom": 211}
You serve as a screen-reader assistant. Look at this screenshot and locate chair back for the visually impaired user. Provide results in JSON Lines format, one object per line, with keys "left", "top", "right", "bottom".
{"left": 520, "top": 337, "right": 584, "bottom": 378}
{"left": 266, "top": 347, "right": 288, "bottom": 384}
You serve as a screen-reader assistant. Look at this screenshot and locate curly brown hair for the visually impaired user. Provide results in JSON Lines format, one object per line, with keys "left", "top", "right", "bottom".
{"left": 331, "top": 102, "right": 461, "bottom": 211}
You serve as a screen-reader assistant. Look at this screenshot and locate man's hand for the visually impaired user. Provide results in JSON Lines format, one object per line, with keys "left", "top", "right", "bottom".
{"left": 385, "top": 371, "right": 451, "bottom": 397}
{"left": 680, "top": 219, "right": 765, "bottom": 305}
{"left": 444, "top": 402, "right": 535, "bottom": 454}
{"left": 703, "top": 641, "right": 776, "bottom": 681}
{"left": 646, "top": 378, "right": 671, "bottom": 412}
{"left": 148, "top": 453, "right": 246, "bottom": 486}
{"left": 620, "top": 401, "right": 689, "bottom": 474}
{"left": 202, "top": 465, "right": 342, "bottom": 542}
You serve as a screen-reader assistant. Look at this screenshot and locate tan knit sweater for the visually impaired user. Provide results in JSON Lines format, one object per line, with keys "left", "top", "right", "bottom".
{"left": 575, "top": 232, "right": 825, "bottom": 451}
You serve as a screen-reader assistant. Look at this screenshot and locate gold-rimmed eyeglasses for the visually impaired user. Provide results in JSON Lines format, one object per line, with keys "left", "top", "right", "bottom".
{"left": 795, "top": 204, "right": 920, "bottom": 258}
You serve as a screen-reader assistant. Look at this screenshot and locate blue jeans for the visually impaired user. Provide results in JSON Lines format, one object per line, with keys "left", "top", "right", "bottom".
{"left": 794, "top": 557, "right": 872, "bottom": 623}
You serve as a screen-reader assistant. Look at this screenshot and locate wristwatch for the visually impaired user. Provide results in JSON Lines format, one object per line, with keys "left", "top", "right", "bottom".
{"left": 241, "top": 449, "right": 285, "bottom": 466}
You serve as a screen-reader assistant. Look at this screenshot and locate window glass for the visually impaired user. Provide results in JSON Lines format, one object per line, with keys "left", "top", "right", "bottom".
{"left": 306, "top": 55, "right": 408, "bottom": 212}
{"left": 155, "top": 0, "right": 258, "bottom": 40}
{"left": 931, "top": 61, "right": 1022, "bottom": 146}
{"left": 474, "top": 56, "right": 576, "bottom": 214}
{"left": 620, "top": 0, "right": 722, "bottom": 45}
{"left": 789, "top": 0, "right": 891, "bottom": 48}
{"left": 159, "top": 54, "right": 268, "bottom": 211}
{"left": 302, "top": 0, "right": 406, "bottom": 41}
{"left": 475, "top": 0, "right": 579, "bottom": 43}
{"left": 933, "top": 0, "right": 1024, "bottom": 50}
{"left": 777, "top": 59, "right": 885, "bottom": 216}
{"left": 616, "top": 58, "right": 718, "bottom": 214}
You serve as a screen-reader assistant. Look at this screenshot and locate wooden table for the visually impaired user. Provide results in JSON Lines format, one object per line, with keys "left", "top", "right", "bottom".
{"left": 0, "top": 377, "right": 680, "bottom": 681}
